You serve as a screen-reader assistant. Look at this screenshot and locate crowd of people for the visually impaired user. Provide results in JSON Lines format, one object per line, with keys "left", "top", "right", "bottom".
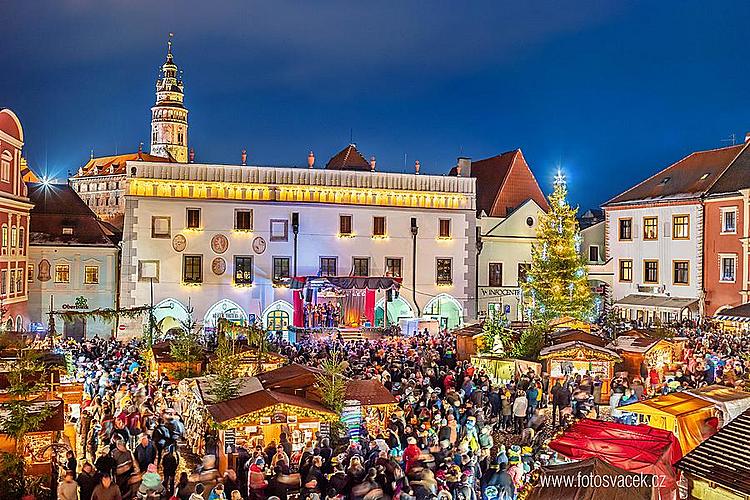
{"left": 49, "top": 317, "right": 750, "bottom": 500}
{"left": 303, "top": 303, "right": 341, "bottom": 330}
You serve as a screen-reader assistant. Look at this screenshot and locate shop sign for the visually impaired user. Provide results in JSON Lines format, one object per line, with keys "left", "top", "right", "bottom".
{"left": 62, "top": 296, "right": 89, "bottom": 310}
{"left": 272, "top": 412, "right": 287, "bottom": 424}
{"left": 480, "top": 287, "right": 521, "bottom": 298}
{"left": 224, "top": 429, "right": 236, "bottom": 448}
{"left": 319, "top": 422, "right": 330, "bottom": 438}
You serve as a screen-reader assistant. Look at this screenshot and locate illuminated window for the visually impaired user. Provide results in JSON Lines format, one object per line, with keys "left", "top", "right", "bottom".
{"left": 55, "top": 264, "right": 70, "bottom": 283}
{"left": 618, "top": 218, "right": 632, "bottom": 240}
{"left": 182, "top": 255, "right": 203, "bottom": 284}
{"left": 235, "top": 210, "right": 253, "bottom": 231}
{"left": 619, "top": 259, "right": 633, "bottom": 282}
{"left": 721, "top": 255, "right": 737, "bottom": 282}
{"left": 439, "top": 219, "right": 451, "bottom": 238}
{"left": 643, "top": 217, "right": 658, "bottom": 240}
{"left": 436, "top": 258, "right": 453, "bottom": 285}
{"left": 385, "top": 258, "right": 402, "bottom": 278}
{"left": 234, "top": 256, "right": 253, "bottom": 284}
{"left": 18, "top": 226, "right": 24, "bottom": 251}
{"left": 488, "top": 263, "right": 503, "bottom": 287}
{"left": 1, "top": 150, "right": 11, "bottom": 183}
{"left": 84, "top": 266, "right": 99, "bottom": 284}
{"left": 2, "top": 225, "right": 7, "bottom": 250}
{"left": 320, "top": 257, "right": 337, "bottom": 276}
{"left": 151, "top": 216, "right": 171, "bottom": 238}
{"left": 186, "top": 208, "right": 201, "bottom": 229}
{"left": 10, "top": 226, "right": 17, "bottom": 248}
{"left": 353, "top": 257, "right": 369, "bottom": 276}
{"left": 672, "top": 215, "right": 690, "bottom": 239}
{"left": 373, "top": 216, "right": 386, "bottom": 237}
{"left": 27, "top": 264, "right": 34, "bottom": 283}
{"left": 9, "top": 270, "right": 15, "bottom": 293}
{"left": 14, "top": 270, "right": 21, "bottom": 294}
{"left": 273, "top": 257, "right": 290, "bottom": 282}
{"left": 0, "top": 270, "right": 5, "bottom": 295}
{"left": 722, "top": 208, "right": 737, "bottom": 234}
{"left": 673, "top": 261, "right": 689, "bottom": 285}
{"left": 339, "top": 215, "right": 352, "bottom": 235}
{"left": 644, "top": 260, "right": 659, "bottom": 284}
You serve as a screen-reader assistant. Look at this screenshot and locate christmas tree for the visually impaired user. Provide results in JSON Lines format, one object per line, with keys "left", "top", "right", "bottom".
{"left": 523, "top": 170, "right": 593, "bottom": 322}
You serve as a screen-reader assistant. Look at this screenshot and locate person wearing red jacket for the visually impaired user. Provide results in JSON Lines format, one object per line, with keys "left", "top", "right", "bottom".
{"left": 403, "top": 437, "right": 421, "bottom": 473}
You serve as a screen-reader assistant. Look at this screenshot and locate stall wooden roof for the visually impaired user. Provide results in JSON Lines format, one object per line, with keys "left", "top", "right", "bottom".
{"left": 345, "top": 380, "right": 397, "bottom": 406}
{"left": 256, "top": 363, "right": 323, "bottom": 391}
{"left": 207, "top": 389, "right": 334, "bottom": 424}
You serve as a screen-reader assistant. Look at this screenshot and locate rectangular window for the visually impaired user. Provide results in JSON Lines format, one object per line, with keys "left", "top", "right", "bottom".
{"left": 722, "top": 209, "right": 737, "bottom": 234}
{"left": 84, "top": 266, "right": 99, "bottom": 284}
{"left": 644, "top": 260, "right": 659, "bottom": 284}
{"left": 619, "top": 259, "right": 633, "bottom": 282}
{"left": 436, "top": 258, "right": 453, "bottom": 285}
{"left": 10, "top": 226, "right": 17, "bottom": 248}
{"left": 673, "top": 260, "right": 689, "bottom": 285}
{"left": 151, "top": 216, "right": 171, "bottom": 238}
{"left": 373, "top": 216, "right": 386, "bottom": 237}
{"left": 186, "top": 208, "right": 201, "bottom": 229}
{"left": 234, "top": 256, "right": 254, "bottom": 284}
{"left": 273, "top": 257, "right": 290, "bottom": 282}
{"left": 27, "top": 264, "right": 34, "bottom": 283}
{"left": 0, "top": 159, "right": 10, "bottom": 183}
{"left": 182, "top": 255, "right": 203, "bottom": 284}
{"left": 353, "top": 257, "right": 370, "bottom": 276}
{"left": 235, "top": 210, "right": 253, "bottom": 231}
{"left": 14, "top": 270, "right": 21, "bottom": 294}
{"left": 488, "top": 263, "right": 503, "bottom": 287}
{"left": 518, "top": 263, "right": 530, "bottom": 285}
{"left": 270, "top": 219, "right": 289, "bottom": 241}
{"left": 55, "top": 264, "right": 70, "bottom": 283}
{"left": 18, "top": 226, "right": 24, "bottom": 251}
{"left": 1, "top": 226, "right": 7, "bottom": 249}
{"left": 385, "top": 258, "right": 402, "bottom": 278}
{"left": 588, "top": 245, "right": 600, "bottom": 263}
{"left": 62, "top": 227, "right": 74, "bottom": 235}
{"left": 320, "top": 257, "right": 337, "bottom": 276}
{"left": 0, "top": 270, "right": 5, "bottom": 295}
{"left": 721, "top": 255, "right": 737, "bottom": 282}
{"left": 138, "top": 260, "right": 160, "bottom": 282}
{"left": 339, "top": 215, "right": 353, "bottom": 235}
{"left": 618, "top": 218, "right": 632, "bottom": 241}
{"left": 439, "top": 219, "right": 451, "bottom": 238}
{"left": 9, "top": 270, "right": 15, "bottom": 293}
{"left": 672, "top": 215, "right": 690, "bottom": 239}
{"left": 643, "top": 216, "right": 658, "bottom": 240}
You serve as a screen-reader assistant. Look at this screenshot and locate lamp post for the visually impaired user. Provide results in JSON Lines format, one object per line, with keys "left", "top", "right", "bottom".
{"left": 475, "top": 226, "right": 483, "bottom": 321}
{"left": 411, "top": 217, "right": 420, "bottom": 317}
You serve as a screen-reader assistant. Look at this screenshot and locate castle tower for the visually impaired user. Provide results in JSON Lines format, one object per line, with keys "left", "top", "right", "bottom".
{"left": 150, "top": 34, "right": 188, "bottom": 163}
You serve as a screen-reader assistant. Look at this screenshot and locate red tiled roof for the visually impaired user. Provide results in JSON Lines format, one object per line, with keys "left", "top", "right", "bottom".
{"left": 325, "top": 144, "right": 371, "bottom": 171}
{"left": 605, "top": 144, "right": 744, "bottom": 206}
{"left": 72, "top": 151, "right": 172, "bottom": 178}
{"left": 345, "top": 379, "right": 397, "bottom": 406}
{"left": 449, "top": 149, "right": 549, "bottom": 217}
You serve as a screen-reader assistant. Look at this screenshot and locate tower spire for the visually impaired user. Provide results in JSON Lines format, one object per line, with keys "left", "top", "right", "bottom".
{"left": 150, "top": 34, "right": 189, "bottom": 163}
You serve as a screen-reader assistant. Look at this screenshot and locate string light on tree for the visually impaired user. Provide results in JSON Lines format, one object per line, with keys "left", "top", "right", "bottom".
{"left": 522, "top": 168, "right": 593, "bottom": 322}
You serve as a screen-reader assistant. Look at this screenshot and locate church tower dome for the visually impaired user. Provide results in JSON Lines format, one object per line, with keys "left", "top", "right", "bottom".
{"left": 150, "top": 34, "right": 188, "bottom": 163}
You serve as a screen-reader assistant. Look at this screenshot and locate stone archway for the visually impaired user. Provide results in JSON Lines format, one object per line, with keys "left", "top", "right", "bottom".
{"left": 374, "top": 296, "right": 415, "bottom": 327}
{"left": 153, "top": 298, "right": 191, "bottom": 337}
{"left": 262, "top": 300, "right": 294, "bottom": 332}
{"left": 423, "top": 293, "right": 464, "bottom": 331}
{"left": 203, "top": 299, "right": 248, "bottom": 330}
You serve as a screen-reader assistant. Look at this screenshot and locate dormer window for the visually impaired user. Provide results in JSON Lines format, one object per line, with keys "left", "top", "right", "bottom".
{"left": 62, "top": 227, "right": 74, "bottom": 235}
{"left": 660, "top": 177, "right": 671, "bottom": 185}
{"left": 700, "top": 172, "right": 710, "bottom": 180}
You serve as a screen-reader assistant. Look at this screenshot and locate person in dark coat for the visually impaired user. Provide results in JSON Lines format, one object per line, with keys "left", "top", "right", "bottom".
{"left": 134, "top": 435, "right": 157, "bottom": 473}
{"left": 551, "top": 381, "right": 571, "bottom": 428}
{"left": 76, "top": 462, "right": 98, "bottom": 500}
{"left": 162, "top": 444, "right": 179, "bottom": 494}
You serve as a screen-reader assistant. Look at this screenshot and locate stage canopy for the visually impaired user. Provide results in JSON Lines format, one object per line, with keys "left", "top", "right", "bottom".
{"left": 618, "top": 392, "right": 719, "bottom": 453}
{"left": 529, "top": 457, "right": 651, "bottom": 500}
{"left": 289, "top": 276, "right": 401, "bottom": 290}
{"left": 548, "top": 418, "right": 682, "bottom": 494}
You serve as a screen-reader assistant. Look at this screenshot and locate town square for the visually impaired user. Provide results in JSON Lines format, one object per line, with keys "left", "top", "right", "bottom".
{"left": 1, "top": 2, "right": 750, "bottom": 499}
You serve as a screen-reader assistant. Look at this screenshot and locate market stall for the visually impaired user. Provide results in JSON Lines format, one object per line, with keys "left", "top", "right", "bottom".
{"left": 453, "top": 322, "right": 484, "bottom": 361}
{"left": 0, "top": 397, "right": 65, "bottom": 476}
{"left": 148, "top": 341, "right": 206, "bottom": 378}
{"left": 618, "top": 392, "right": 720, "bottom": 453}
{"left": 344, "top": 379, "right": 398, "bottom": 437}
{"left": 686, "top": 384, "right": 750, "bottom": 426}
{"left": 470, "top": 355, "right": 541, "bottom": 385}
{"left": 608, "top": 334, "right": 674, "bottom": 380}
{"left": 527, "top": 457, "right": 652, "bottom": 500}
{"left": 539, "top": 336, "right": 620, "bottom": 398}
{"left": 548, "top": 316, "right": 592, "bottom": 332}
{"left": 548, "top": 418, "right": 682, "bottom": 498}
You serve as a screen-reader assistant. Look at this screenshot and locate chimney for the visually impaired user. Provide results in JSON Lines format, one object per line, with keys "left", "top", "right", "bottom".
{"left": 241, "top": 149, "right": 247, "bottom": 166}
{"left": 370, "top": 156, "right": 376, "bottom": 171}
{"left": 745, "top": 132, "right": 750, "bottom": 143}
{"left": 308, "top": 151, "right": 315, "bottom": 169}
{"left": 415, "top": 160, "right": 420, "bottom": 175}
{"left": 138, "top": 142, "right": 143, "bottom": 154}
{"left": 456, "top": 157, "right": 472, "bottom": 177}
{"left": 189, "top": 148, "right": 195, "bottom": 163}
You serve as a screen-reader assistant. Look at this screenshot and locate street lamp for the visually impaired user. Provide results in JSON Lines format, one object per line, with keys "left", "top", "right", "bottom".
{"left": 411, "top": 217, "right": 420, "bottom": 317}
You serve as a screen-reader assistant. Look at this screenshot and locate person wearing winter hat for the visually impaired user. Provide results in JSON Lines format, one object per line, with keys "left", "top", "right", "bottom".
{"left": 138, "top": 463, "right": 166, "bottom": 499}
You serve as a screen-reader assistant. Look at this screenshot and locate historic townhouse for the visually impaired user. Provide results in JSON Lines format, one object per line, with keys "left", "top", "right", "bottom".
{"left": 604, "top": 143, "right": 744, "bottom": 323}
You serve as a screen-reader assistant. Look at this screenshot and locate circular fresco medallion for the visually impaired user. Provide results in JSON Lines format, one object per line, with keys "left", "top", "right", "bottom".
{"left": 211, "top": 233, "right": 229, "bottom": 254}
{"left": 252, "top": 236, "right": 267, "bottom": 255}
{"left": 172, "top": 234, "right": 187, "bottom": 252}
{"left": 211, "top": 257, "right": 226, "bottom": 276}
